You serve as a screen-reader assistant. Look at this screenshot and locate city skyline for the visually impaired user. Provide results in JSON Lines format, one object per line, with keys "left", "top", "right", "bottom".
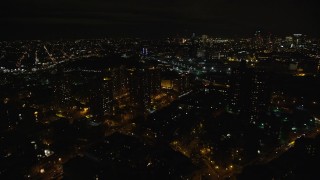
{"left": 1, "top": 1, "right": 320, "bottom": 179}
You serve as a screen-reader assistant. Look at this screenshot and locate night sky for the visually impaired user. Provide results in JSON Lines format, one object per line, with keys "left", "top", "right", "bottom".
{"left": 1, "top": 0, "right": 319, "bottom": 39}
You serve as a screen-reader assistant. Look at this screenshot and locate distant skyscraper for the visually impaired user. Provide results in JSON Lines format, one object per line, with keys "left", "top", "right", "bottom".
{"left": 147, "top": 67, "right": 161, "bottom": 96}
{"left": 254, "top": 30, "right": 263, "bottom": 49}
{"left": 111, "top": 66, "right": 128, "bottom": 97}
{"left": 55, "top": 71, "right": 72, "bottom": 108}
{"left": 102, "top": 71, "right": 114, "bottom": 116}
{"left": 189, "top": 33, "right": 198, "bottom": 58}
{"left": 89, "top": 68, "right": 121, "bottom": 117}
{"left": 229, "top": 61, "right": 270, "bottom": 123}
{"left": 142, "top": 47, "right": 148, "bottom": 56}
{"left": 248, "top": 69, "right": 270, "bottom": 123}
{"left": 176, "top": 73, "right": 191, "bottom": 94}
{"left": 128, "top": 66, "right": 161, "bottom": 111}
{"left": 128, "top": 68, "right": 149, "bottom": 109}
{"left": 201, "top": 34, "right": 208, "bottom": 44}
{"left": 293, "top": 34, "right": 306, "bottom": 49}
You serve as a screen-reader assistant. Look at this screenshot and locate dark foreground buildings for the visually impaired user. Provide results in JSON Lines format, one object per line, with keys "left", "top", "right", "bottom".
{"left": 0, "top": 35, "right": 319, "bottom": 179}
